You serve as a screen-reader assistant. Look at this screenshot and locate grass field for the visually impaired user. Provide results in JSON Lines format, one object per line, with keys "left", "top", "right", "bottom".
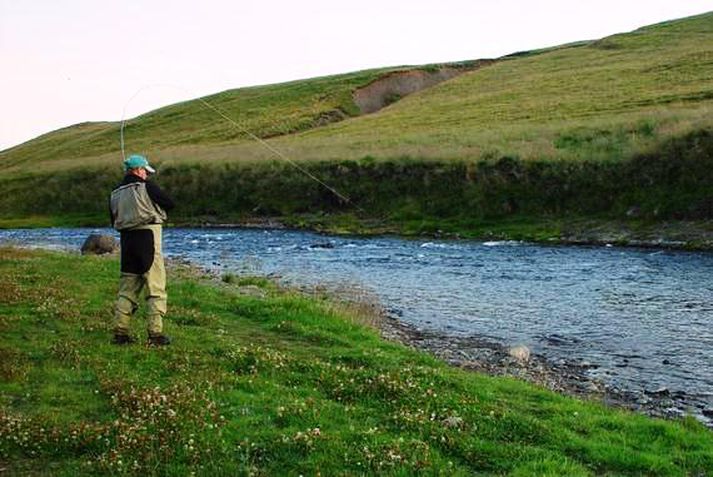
{"left": 1, "top": 247, "right": 712, "bottom": 476}
{"left": 0, "top": 13, "right": 712, "bottom": 240}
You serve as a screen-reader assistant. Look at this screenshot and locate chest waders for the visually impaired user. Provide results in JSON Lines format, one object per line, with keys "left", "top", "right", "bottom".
{"left": 110, "top": 178, "right": 170, "bottom": 342}
{"left": 114, "top": 223, "right": 167, "bottom": 338}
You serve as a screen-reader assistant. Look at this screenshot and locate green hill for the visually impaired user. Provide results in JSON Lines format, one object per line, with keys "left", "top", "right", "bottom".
{"left": 0, "top": 61, "right": 485, "bottom": 174}
{"left": 1, "top": 13, "right": 712, "bottom": 244}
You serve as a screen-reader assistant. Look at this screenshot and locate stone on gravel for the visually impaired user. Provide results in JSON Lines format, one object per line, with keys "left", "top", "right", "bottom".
{"left": 648, "top": 387, "right": 670, "bottom": 396}
{"left": 662, "top": 407, "right": 684, "bottom": 418}
{"left": 80, "top": 234, "right": 117, "bottom": 255}
{"left": 508, "top": 344, "right": 531, "bottom": 363}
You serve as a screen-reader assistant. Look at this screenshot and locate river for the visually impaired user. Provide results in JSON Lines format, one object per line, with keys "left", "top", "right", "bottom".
{"left": 2, "top": 227, "right": 712, "bottom": 418}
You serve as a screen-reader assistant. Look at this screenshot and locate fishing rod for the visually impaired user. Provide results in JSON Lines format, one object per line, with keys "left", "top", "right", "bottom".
{"left": 119, "top": 84, "right": 363, "bottom": 212}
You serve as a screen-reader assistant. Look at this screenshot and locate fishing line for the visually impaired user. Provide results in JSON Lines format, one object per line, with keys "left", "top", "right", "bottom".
{"left": 119, "top": 84, "right": 363, "bottom": 212}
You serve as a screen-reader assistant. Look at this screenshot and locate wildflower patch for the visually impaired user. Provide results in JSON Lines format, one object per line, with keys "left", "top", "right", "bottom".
{"left": 0, "top": 381, "right": 224, "bottom": 474}
{"left": 224, "top": 344, "right": 291, "bottom": 375}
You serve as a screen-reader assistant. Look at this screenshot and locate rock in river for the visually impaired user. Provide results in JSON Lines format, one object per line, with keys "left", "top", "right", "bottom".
{"left": 309, "top": 242, "right": 335, "bottom": 249}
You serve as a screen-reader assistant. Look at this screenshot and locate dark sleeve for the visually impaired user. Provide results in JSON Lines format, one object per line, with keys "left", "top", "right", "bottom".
{"left": 109, "top": 197, "right": 115, "bottom": 227}
{"left": 145, "top": 181, "right": 175, "bottom": 211}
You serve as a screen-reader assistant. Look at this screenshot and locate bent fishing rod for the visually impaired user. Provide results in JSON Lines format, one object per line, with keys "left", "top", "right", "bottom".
{"left": 119, "top": 84, "right": 362, "bottom": 212}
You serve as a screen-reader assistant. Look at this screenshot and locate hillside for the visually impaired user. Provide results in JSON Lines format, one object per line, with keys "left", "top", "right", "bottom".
{"left": 1, "top": 248, "right": 712, "bottom": 475}
{"left": 1, "top": 13, "right": 712, "bottom": 243}
{"left": 0, "top": 61, "right": 484, "bottom": 175}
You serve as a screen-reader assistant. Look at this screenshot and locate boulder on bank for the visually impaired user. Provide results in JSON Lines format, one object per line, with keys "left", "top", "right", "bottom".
{"left": 81, "top": 234, "right": 118, "bottom": 255}
{"left": 508, "top": 344, "right": 531, "bottom": 364}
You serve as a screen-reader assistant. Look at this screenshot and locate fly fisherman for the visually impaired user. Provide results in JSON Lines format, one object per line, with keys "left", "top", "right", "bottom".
{"left": 109, "top": 155, "right": 175, "bottom": 345}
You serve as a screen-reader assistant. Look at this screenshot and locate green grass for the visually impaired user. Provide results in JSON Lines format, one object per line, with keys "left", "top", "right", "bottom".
{"left": 1, "top": 247, "right": 712, "bottom": 476}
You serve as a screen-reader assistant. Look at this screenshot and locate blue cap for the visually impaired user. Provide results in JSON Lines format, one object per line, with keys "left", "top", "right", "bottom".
{"left": 123, "top": 154, "right": 155, "bottom": 173}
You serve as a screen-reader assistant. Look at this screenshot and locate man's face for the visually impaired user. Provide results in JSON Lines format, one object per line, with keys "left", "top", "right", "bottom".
{"left": 130, "top": 168, "right": 149, "bottom": 180}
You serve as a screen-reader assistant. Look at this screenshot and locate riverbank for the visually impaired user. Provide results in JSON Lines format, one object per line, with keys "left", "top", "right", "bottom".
{"left": 2, "top": 214, "right": 713, "bottom": 251}
{"left": 378, "top": 314, "right": 713, "bottom": 429}
{"left": 218, "top": 215, "right": 713, "bottom": 251}
{"left": 2, "top": 128, "right": 713, "bottom": 252}
{"left": 1, "top": 247, "right": 711, "bottom": 476}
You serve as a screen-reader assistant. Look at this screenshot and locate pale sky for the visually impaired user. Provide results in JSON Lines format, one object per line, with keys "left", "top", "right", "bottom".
{"left": 0, "top": 0, "right": 711, "bottom": 151}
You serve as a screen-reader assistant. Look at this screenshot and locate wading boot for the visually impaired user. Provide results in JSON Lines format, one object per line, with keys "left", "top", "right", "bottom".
{"left": 148, "top": 334, "right": 172, "bottom": 346}
{"left": 112, "top": 334, "right": 136, "bottom": 345}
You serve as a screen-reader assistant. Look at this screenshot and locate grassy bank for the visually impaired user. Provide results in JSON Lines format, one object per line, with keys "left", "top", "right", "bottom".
{"left": 1, "top": 129, "right": 712, "bottom": 248}
{"left": 1, "top": 247, "right": 712, "bottom": 475}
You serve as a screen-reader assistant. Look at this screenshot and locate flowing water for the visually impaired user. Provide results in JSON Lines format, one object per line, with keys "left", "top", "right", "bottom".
{"left": 2, "top": 227, "right": 712, "bottom": 412}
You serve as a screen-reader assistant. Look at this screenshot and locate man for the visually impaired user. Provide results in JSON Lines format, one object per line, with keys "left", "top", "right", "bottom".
{"left": 109, "top": 154, "right": 175, "bottom": 345}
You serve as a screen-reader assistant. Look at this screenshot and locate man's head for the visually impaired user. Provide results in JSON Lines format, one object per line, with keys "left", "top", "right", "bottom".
{"left": 123, "top": 154, "right": 155, "bottom": 179}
